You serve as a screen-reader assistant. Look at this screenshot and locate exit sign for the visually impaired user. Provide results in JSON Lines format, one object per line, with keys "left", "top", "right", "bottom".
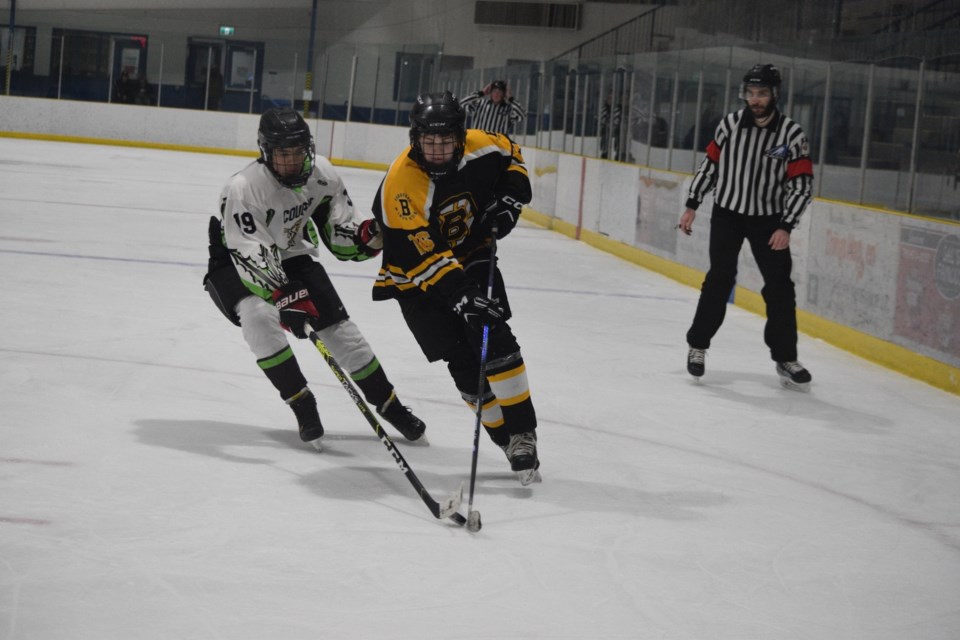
{"left": 219, "top": 25, "right": 235, "bottom": 36}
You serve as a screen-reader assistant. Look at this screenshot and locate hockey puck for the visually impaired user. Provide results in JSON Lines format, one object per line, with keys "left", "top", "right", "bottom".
{"left": 466, "top": 510, "right": 482, "bottom": 532}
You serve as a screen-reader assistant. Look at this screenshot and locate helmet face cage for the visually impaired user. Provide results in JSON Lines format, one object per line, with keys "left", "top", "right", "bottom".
{"left": 409, "top": 91, "right": 466, "bottom": 179}
{"left": 739, "top": 63, "right": 781, "bottom": 102}
{"left": 258, "top": 108, "right": 315, "bottom": 188}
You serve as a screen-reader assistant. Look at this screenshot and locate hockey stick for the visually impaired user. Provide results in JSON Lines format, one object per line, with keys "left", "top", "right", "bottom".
{"left": 305, "top": 327, "right": 466, "bottom": 523}
{"left": 232, "top": 251, "right": 466, "bottom": 524}
{"left": 464, "top": 225, "right": 500, "bottom": 533}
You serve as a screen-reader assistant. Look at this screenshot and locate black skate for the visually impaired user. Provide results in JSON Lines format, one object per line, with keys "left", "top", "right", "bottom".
{"left": 289, "top": 388, "right": 324, "bottom": 451}
{"left": 379, "top": 400, "right": 427, "bottom": 444}
{"left": 502, "top": 432, "right": 541, "bottom": 486}
{"left": 776, "top": 361, "right": 812, "bottom": 392}
{"left": 687, "top": 348, "right": 706, "bottom": 378}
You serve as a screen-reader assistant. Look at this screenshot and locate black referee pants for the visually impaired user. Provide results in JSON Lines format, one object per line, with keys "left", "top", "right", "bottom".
{"left": 686, "top": 205, "right": 798, "bottom": 362}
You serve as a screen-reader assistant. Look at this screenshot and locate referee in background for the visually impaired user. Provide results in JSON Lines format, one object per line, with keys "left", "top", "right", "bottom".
{"left": 459, "top": 80, "right": 527, "bottom": 136}
{"left": 677, "top": 63, "right": 815, "bottom": 391}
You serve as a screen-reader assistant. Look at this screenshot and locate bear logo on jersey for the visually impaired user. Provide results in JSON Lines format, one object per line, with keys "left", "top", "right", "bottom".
{"left": 436, "top": 194, "right": 477, "bottom": 248}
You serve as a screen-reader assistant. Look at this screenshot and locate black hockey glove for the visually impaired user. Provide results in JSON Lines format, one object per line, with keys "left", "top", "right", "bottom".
{"left": 272, "top": 282, "right": 320, "bottom": 339}
{"left": 204, "top": 217, "right": 249, "bottom": 327}
{"left": 449, "top": 285, "right": 507, "bottom": 332}
{"left": 480, "top": 194, "right": 523, "bottom": 239}
{"left": 206, "top": 216, "right": 232, "bottom": 269}
{"left": 355, "top": 218, "right": 383, "bottom": 257}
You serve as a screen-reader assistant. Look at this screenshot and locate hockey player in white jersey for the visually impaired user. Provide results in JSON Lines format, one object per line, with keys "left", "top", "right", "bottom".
{"left": 203, "top": 107, "right": 426, "bottom": 450}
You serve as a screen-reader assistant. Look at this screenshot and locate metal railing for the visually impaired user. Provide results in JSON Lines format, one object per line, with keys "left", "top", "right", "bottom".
{"left": 441, "top": 47, "right": 960, "bottom": 221}
{"left": 2, "top": 31, "right": 958, "bottom": 220}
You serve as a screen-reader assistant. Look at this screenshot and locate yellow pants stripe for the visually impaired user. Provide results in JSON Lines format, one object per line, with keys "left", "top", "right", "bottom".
{"left": 464, "top": 397, "right": 504, "bottom": 428}
{"left": 496, "top": 390, "right": 531, "bottom": 407}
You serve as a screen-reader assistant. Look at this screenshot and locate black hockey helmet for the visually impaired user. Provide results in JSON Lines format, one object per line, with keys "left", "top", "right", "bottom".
{"left": 740, "top": 64, "right": 781, "bottom": 101}
{"left": 409, "top": 91, "right": 466, "bottom": 178}
{"left": 258, "top": 107, "right": 315, "bottom": 188}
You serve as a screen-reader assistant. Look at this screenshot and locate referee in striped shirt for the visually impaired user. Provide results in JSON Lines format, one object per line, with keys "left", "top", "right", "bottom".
{"left": 459, "top": 80, "right": 526, "bottom": 136}
{"left": 678, "top": 64, "right": 815, "bottom": 390}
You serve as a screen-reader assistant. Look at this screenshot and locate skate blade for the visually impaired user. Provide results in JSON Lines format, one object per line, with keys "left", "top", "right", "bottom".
{"left": 308, "top": 437, "right": 324, "bottom": 452}
{"left": 779, "top": 377, "right": 811, "bottom": 393}
{"left": 402, "top": 434, "right": 430, "bottom": 447}
{"left": 517, "top": 468, "right": 542, "bottom": 486}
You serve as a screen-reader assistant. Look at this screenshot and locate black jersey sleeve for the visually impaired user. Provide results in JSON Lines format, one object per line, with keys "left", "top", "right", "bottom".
{"left": 371, "top": 152, "right": 467, "bottom": 302}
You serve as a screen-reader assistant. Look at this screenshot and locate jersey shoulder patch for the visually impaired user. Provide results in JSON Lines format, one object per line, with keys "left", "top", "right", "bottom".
{"left": 380, "top": 153, "right": 432, "bottom": 230}
{"left": 765, "top": 144, "right": 790, "bottom": 160}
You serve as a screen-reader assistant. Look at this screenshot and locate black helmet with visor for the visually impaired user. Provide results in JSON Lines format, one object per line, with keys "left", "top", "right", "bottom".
{"left": 409, "top": 91, "right": 467, "bottom": 179}
{"left": 258, "top": 108, "right": 315, "bottom": 188}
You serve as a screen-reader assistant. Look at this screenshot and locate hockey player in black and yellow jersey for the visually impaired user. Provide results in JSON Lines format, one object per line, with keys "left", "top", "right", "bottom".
{"left": 370, "top": 91, "right": 541, "bottom": 485}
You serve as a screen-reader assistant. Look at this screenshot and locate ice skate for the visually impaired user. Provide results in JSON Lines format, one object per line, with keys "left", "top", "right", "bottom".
{"left": 378, "top": 398, "right": 428, "bottom": 444}
{"left": 776, "top": 361, "right": 812, "bottom": 392}
{"left": 288, "top": 388, "right": 324, "bottom": 451}
{"left": 502, "top": 432, "right": 541, "bottom": 486}
{"left": 687, "top": 347, "right": 706, "bottom": 378}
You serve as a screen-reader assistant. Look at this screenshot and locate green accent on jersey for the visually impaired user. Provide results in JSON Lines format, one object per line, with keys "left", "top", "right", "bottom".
{"left": 327, "top": 241, "right": 363, "bottom": 261}
{"left": 241, "top": 277, "right": 274, "bottom": 301}
{"left": 350, "top": 357, "right": 381, "bottom": 381}
{"left": 266, "top": 208, "right": 276, "bottom": 226}
{"left": 350, "top": 249, "right": 376, "bottom": 263}
{"left": 258, "top": 346, "right": 295, "bottom": 370}
{"left": 309, "top": 195, "right": 366, "bottom": 262}
{"left": 305, "top": 218, "right": 320, "bottom": 247}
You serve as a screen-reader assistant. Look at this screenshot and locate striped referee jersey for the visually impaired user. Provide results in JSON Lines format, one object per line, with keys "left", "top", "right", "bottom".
{"left": 687, "top": 108, "right": 814, "bottom": 230}
{"left": 459, "top": 91, "right": 527, "bottom": 136}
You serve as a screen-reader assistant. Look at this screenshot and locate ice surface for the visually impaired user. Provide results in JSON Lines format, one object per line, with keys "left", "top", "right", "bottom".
{"left": 1, "top": 138, "right": 958, "bottom": 639}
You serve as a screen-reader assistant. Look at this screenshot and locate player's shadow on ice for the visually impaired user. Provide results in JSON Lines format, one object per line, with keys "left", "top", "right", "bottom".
{"left": 134, "top": 418, "right": 306, "bottom": 465}
{"left": 684, "top": 370, "right": 895, "bottom": 434}
{"left": 133, "top": 418, "right": 427, "bottom": 463}
{"left": 133, "top": 418, "right": 471, "bottom": 507}
{"left": 134, "top": 419, "right": 727, "bottom": 521}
